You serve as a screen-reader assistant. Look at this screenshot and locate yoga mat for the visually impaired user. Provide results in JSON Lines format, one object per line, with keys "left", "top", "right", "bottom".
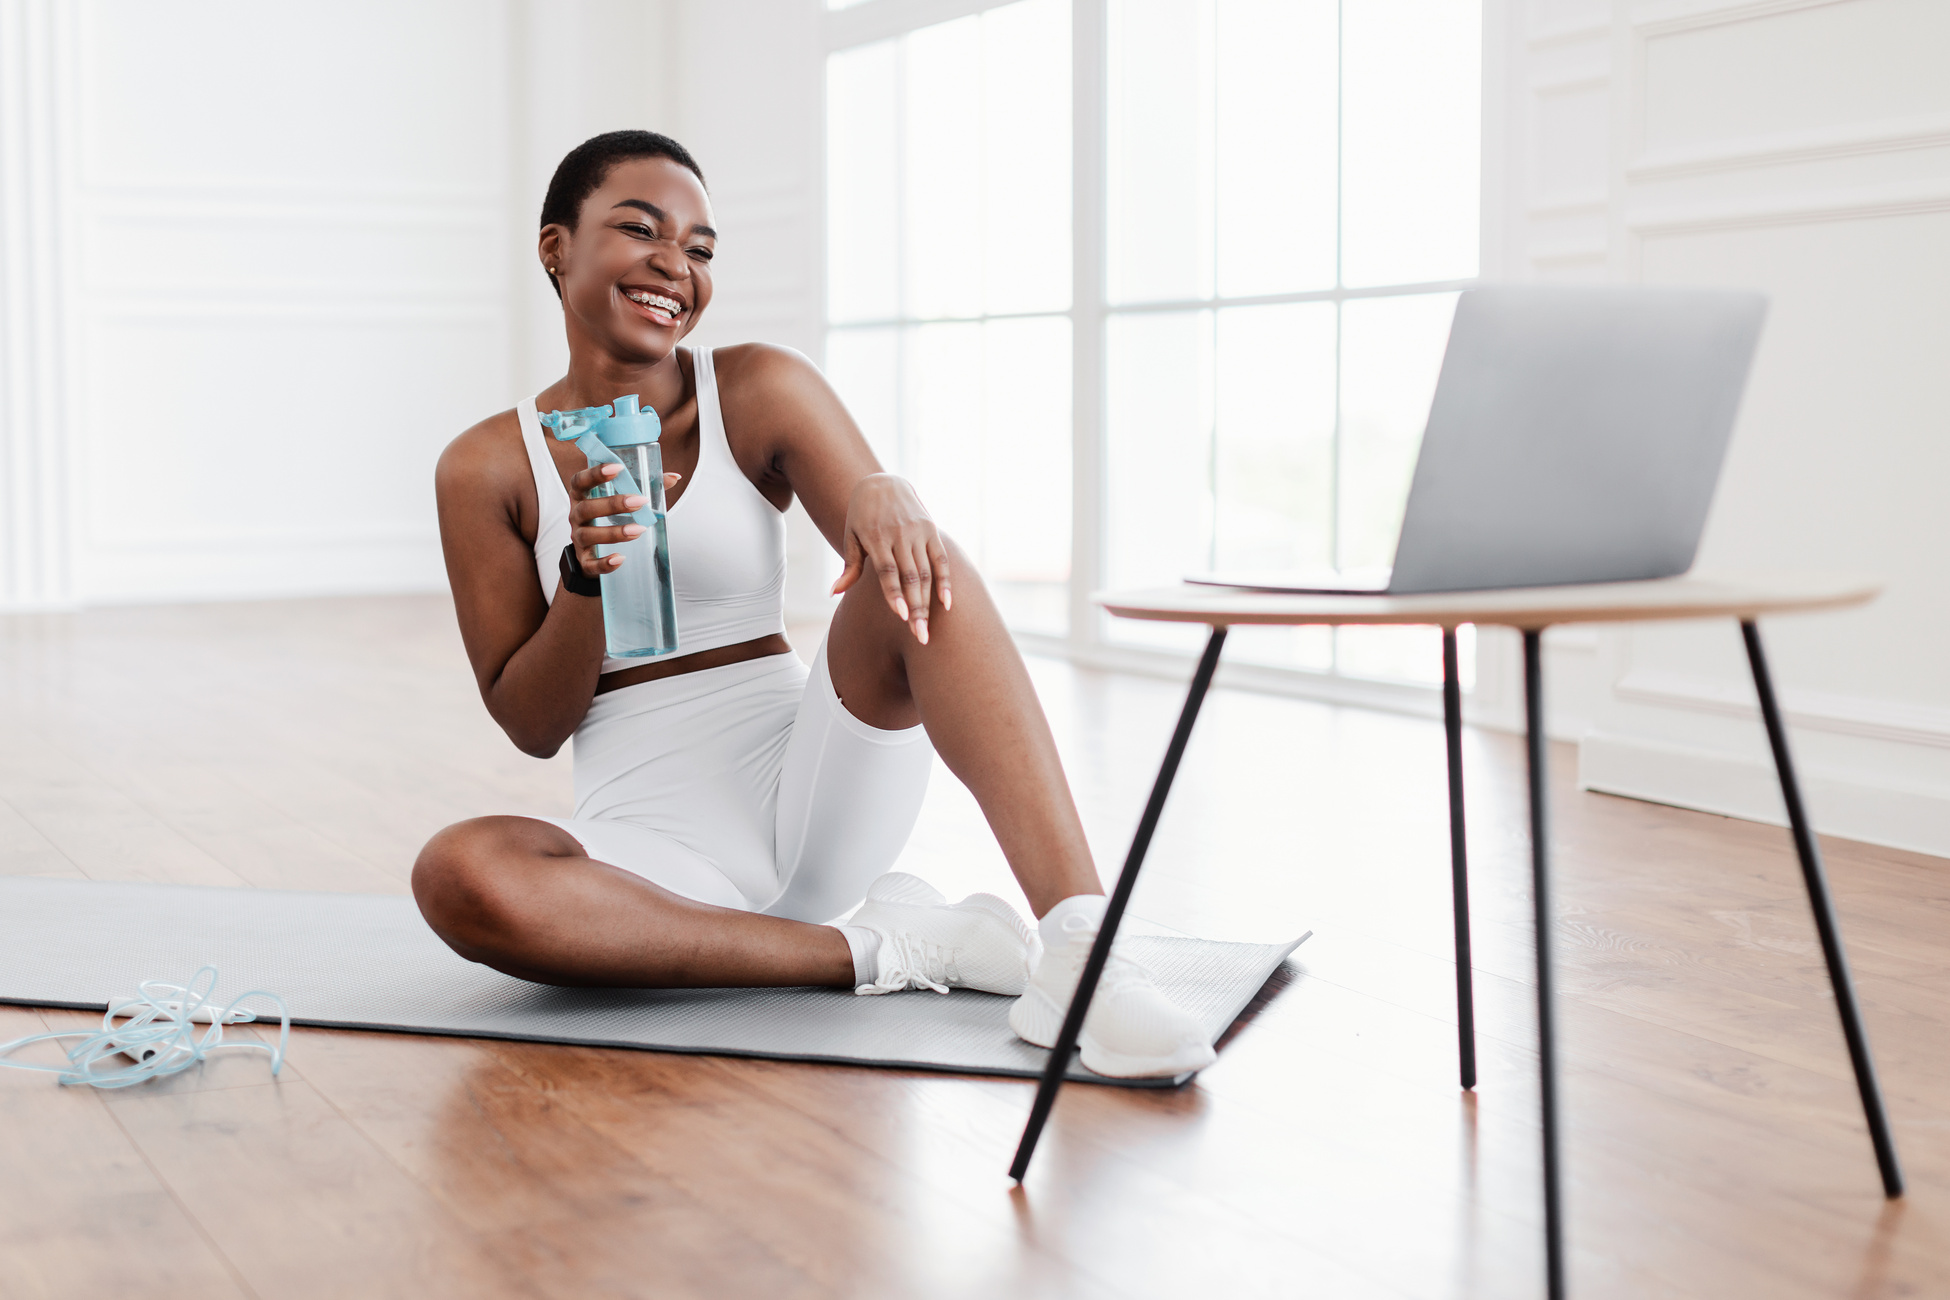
{"left": 0, "top": 878, "right": 1305, "bottom": 1088}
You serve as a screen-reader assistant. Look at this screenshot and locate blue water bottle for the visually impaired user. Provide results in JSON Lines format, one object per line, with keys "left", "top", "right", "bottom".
{"left": 539, "top": 396, "right": 679, "bottom": 657}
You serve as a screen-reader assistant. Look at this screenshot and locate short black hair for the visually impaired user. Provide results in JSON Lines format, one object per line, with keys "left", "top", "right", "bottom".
{"left": 539, "top": 130, "right": 707, "bottom": 299}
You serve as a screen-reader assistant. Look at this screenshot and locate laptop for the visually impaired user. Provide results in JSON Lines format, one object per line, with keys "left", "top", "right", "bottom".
{"left": 1188, "top": 285, "right": 1768, "bottom": 596}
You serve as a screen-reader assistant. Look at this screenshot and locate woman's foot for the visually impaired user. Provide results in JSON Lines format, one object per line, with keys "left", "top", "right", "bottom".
{"left": 1009, "top": 897, "right": 1218, "bottom": 1079}
{"left": 847, "top": 872, "right": 1035, "bottom": 995}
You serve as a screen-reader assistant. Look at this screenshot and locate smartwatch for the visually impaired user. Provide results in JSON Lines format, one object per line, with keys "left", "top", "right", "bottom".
{"left": 559, "top": 543, "right": 602, "bottom": 598}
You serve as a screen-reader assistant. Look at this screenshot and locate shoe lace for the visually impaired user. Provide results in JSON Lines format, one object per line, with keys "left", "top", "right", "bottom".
{"left": 1096, "top": 950, "right": 1152, "bottom": 996}
{"left": 857, "top": 931, "right": 954, "bottom": 996}
{"left": 1051, "top": 918, "right": 1152, "bottom": 997}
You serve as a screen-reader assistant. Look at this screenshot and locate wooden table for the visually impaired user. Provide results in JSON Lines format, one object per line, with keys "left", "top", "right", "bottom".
{"left": 1007, "top": 572, "right": 1901, "bottom": 1299}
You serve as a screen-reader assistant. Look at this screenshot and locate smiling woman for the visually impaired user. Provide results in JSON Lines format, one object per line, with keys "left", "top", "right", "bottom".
{"left": 407, "top": 130, "right": 1219, "bottom": 1078}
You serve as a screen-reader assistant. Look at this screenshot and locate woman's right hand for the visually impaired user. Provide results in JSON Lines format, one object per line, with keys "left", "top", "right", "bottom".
{"left": 567, "top": 464, "right": 682, "bottom": 575}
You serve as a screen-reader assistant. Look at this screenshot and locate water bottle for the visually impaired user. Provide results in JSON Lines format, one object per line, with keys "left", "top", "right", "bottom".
{"left": 539, "top": 395, "right": 679, "bottom": 658}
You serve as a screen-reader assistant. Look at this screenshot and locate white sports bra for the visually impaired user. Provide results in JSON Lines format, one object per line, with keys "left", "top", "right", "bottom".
{"left": 517, "top": 348, "right": 788, "bottom": 673}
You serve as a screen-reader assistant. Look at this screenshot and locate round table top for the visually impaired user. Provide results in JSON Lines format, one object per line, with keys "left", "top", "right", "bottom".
{"left": 1095, "top": 571, "right": 1882, "bottom": 631}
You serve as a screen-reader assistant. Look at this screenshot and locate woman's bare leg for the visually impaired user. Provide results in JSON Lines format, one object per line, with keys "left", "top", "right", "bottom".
{"left": 824, "top": 539, "right": 1104, "bottom": 917}
{"left": 413, "top": 816, "right": 854, "bottom": 987}
{"left": 415, "top": 542, "right": 1093, "bottom": 985}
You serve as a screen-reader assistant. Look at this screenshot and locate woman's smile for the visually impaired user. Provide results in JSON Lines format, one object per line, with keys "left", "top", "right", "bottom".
{"left": 622, "top": 285, "right": 687, "bottom": 326}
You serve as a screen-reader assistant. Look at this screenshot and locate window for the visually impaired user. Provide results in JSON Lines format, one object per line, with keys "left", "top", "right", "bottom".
{"left": 826, "top": 0, "right": 1481, "bottom": 685}
{"left": 824, "top": 0, "right": 1074, "bottom": 636}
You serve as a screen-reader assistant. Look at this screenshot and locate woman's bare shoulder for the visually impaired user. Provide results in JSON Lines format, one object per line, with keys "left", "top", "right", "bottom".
{"left": 712, "top": 343, "right": 845, "bottom": 432}
{"left": 436, "top": 407, "right": 530, "bottom": 504}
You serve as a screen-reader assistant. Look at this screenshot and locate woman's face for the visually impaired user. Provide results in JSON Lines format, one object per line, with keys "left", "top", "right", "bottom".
{"left": 543, "top": 156, "right": 716, "bottom": 365}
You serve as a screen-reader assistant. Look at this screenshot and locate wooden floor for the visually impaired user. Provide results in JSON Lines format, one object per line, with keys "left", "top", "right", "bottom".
{"left": 2, "top": 595, "right": 1947, "bottom": 1299}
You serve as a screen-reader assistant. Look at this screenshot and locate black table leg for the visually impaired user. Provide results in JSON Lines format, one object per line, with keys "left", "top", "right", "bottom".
{"left": 1009, "top": 626, "right": 1229, "bottom": 1182}
{"left": 1443, "top": 628, "right": 1477, "bottom": 1091}
{"left": 1740, "top": 620, "right": 1903, "bottom": 1198}
{"left": 1523, "top": 630, "right": 1566, "bottom": 1300}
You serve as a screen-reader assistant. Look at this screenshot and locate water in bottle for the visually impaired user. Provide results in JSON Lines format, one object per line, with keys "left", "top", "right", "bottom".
{"left": 539, "top": 395, "right": 679, "bottom": 657}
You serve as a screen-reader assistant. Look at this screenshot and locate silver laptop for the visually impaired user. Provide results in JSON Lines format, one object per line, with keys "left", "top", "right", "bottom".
{"left": 1189, "top": 285, "right": 1768, "bottom": 596}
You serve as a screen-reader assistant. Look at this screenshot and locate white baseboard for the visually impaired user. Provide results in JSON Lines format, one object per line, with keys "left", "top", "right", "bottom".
{"left": 79, "top": 531, "right": 448, "bottom": 605}
{"left": 1580, "top": 730, "right": 1950, "bottom": 860}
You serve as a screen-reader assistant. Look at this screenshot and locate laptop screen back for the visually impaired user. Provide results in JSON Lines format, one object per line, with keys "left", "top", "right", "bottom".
{"left": 1386, "top": 286, "right": 1767, "bottom": 595}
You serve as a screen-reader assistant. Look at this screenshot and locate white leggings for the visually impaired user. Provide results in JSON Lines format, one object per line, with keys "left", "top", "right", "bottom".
{"left": 533, "top": 639, "right": 934, "bottom": 923}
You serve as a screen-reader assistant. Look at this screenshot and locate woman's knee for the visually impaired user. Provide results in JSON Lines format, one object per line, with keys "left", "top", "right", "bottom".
{"left": 412, "top": 816, "right": 559, "bottom": 958}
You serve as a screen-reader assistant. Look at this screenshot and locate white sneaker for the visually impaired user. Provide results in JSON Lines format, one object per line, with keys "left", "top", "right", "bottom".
{"left": 849, "top": 872, "right": 1035, "bottom": 996}
{"left": 1009, "top": 911, "right": 1217, "bottom": 1079}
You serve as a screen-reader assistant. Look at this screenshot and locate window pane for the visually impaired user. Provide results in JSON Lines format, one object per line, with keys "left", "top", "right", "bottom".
{"left": 1215, "top": 0, "right": 1337, "bottom": 297}
{"left": 1214, "top": 301, "right": 1335, "bottom": 573}
{"left": 1335, "top": 625, "right": 1443, "bottom": 685}
{"left": 905, "top": 321, "right": 985, "bottom": 543}
{"left": 1105, "top": 310, "right": 1212, "bottom": 651}
{"left": 981, "top": 317, "right": 1072, "bottom": 634}
{"left": 826, "top": 42, "right": 899, "bottom": 323}
{"left": 1341, "top": 0, "right": 1481, "bottom": 287}
{"left": 905, "top": 18, "right": 983, "bottom": 317}
{"left": 1107, "top": 0, "right": 1213, "bottom": 305}
{"left": 824, "top": 327, "right": 900, "bottom": 470}
{"left": 983, "top": 0, "right": 1071, "bottom": 316}
{"left": 1337, "top": 292, "right": 1457, "bottom": 570}
{"left": 900, "top": 318, "right": 1073, "bottom": 636}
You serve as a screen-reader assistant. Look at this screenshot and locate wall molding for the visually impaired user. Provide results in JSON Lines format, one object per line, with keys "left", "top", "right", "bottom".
{"left": 1628, "top": 183, "right": 1950, "bottom": 239}
{"left": 82, "top": 529, "right": 447, "bottom": 606}
{"left": 1629, "top": 112, "right": 1950, "bottom": 182}
{"left": 1529, "top": 243, "right": 1609, "bottom": 268}
{"left": 1614, "top": 668, "right": 1950, "bottom": 750}
{"left": 87, "top": 196, "right": 502, "bottom": 229}
{"left": 76, "top": 177, "right": 504, "bottom": 207}
{"left": 92, "top": 523, "right": 438, "bottom": 555}
{"left": 87, "top": 297, "right": 505, "bottom": 326}
{"left": 1632, "top": 0, "right": 1852, "bottom": 41}
{"left": 1528, "top": 194, "right": 1608, "bottom": 219}
{"left": 1533, "top": 71, "right": 1609, "bottom": 98}
{"left": 1580, "top": 729, "right": 1950, "bottom": 860}
{"left": 1525, "top": 19, "right": 1608, "bottom": 52}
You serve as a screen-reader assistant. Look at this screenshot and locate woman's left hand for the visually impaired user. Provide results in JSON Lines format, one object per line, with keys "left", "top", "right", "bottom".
{"left": 831, "top": 473, "right": 951, "bottom": 644}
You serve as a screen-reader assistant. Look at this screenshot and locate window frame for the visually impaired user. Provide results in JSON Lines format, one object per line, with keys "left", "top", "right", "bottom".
{"left": 822, "top": 0, "right": 1501, "bottom": 711}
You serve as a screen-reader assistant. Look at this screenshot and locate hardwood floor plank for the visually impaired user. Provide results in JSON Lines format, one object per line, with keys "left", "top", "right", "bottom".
{"left": 102, "top": 1076, "right": 542, "bottom": 1300}
{"left": 0, "top": 1006, "right": 252, "bottom": 1300}
{"left": 5, "top": 594, "right": 1949, "bottom": 1298}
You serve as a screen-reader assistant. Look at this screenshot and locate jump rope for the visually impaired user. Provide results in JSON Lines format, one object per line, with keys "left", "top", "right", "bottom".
{"left": 0, "top": 967, "right": 289, "bottom": 1089}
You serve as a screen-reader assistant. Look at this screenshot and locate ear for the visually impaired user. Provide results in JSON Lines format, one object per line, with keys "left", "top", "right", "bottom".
{"left": 538, "top": 224, "right": 569, "bottom": 275}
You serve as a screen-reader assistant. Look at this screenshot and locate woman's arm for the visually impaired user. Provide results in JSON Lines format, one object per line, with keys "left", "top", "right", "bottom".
{"left": 434, "top": 414, "right": 639, "bottom": 758}
{"left": 716, "top": 345, "right": 949, "bottom": 643}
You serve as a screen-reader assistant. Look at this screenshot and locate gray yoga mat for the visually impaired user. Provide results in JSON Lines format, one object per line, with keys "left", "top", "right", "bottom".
{"left": 0, "top": 878, "right": 1305, "bottom": 1088}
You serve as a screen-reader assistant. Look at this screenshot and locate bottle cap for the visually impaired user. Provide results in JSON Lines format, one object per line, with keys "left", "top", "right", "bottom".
{"left": 540, "top": 396, "right": 662, "bottom": 448}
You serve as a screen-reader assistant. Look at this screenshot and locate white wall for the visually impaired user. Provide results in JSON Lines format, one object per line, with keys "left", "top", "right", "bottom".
{"left": 665, "top": 0, "right": 836, "bottom": 620}
{"left": 9, "top": 0, "right": 1947, "bottom": 855}
{"left": 1490, "top": 0, "right": 1950, "bottom": 856}
{"left": 4, "top": 1, "right": 517, "bottom": 606}
{"left": 0, "top": 0, "right": 839, "bottom": 621}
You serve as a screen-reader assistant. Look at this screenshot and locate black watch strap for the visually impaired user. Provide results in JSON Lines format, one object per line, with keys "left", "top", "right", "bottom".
{"left": 559, "top": 543, "right": 602, "bottom": 598}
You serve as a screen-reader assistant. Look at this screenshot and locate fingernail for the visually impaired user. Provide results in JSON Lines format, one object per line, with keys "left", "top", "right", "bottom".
{"left": 896, "top": 599, "right": 909, "bottom": 621}
{"left": 943, "top": 592, "right": 952, "bottom": 611}
{"left": 624, "top": 495, "right": 647, "bottom": 509}
{"left": 602, "top": 464, "right": 619, "bottom": 475}
{"left": 624, "top": 525, "right": 645, "bottom": 538}
{"left": 916, "top": 620, "right": 928, "bottom": 645}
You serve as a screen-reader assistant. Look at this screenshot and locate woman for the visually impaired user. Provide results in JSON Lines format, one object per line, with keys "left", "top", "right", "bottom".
{"left": 413, "top": 130, "right": 1209, "bottom": 1078}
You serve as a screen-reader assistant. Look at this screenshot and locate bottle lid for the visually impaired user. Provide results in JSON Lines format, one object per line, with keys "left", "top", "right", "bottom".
{"left": 539, "top": 395, "right": 662, "bottom": 448}
{"left": 599, "top": 395, "right": 662, "bottom": 448}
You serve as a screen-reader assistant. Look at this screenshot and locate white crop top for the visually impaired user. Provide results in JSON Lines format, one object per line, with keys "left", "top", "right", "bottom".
{"left": 518, "top": 348, "right": 788, "bottom": 673}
